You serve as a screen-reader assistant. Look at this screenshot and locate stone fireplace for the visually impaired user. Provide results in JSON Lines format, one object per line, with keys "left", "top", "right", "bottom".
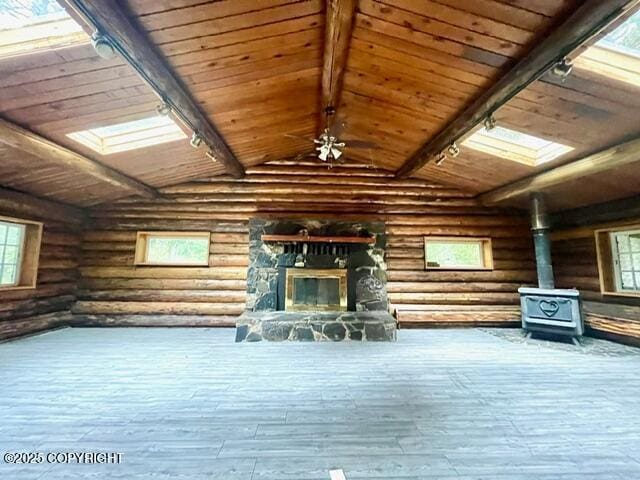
{"left": 235, "top": 219, "right": 396, "bottom": 341}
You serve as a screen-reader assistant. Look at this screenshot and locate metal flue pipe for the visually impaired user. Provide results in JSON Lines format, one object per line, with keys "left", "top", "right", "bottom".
{"left": 530, "top": 192, "right": 555, "bottom": 289}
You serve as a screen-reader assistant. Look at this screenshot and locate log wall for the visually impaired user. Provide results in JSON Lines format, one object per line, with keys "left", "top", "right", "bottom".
{"left": 552, "top": 225, "right": 640, "bottom": 346}
{"left": 74, "top": 163, "right": 535, "bottom": 328}
{"left": 0, "top": 188, "right": 84, "bottom": 341}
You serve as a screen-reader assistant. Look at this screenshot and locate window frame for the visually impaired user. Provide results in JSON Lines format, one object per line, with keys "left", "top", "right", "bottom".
{"left": 424, "top": 236, "right": 493, "bottom": 271}
{"left": 0, "top": 215, "right": 43, "bottom": 291}
{"left": 134, "top": 231, "right": 211, "bottom": 267}
{"left": 595, "top": 225, "right": 640, "bottom": 297}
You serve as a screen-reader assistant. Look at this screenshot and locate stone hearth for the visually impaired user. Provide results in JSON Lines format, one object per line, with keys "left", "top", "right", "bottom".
{"left": 236, "top": 219, "right": 396, "bottom": 342}
{"left": 235, "top": 311, "right": 397, "bottom": 342}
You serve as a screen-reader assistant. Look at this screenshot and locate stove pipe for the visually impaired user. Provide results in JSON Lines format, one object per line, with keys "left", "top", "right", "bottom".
{"left": 530, "top": 192, "right": 554, "bottom": 289}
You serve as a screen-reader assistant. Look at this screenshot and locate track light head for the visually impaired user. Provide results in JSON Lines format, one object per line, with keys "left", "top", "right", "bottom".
{"left": 447, "top": 142, "right": 460, "bottom": 158}
{"left": 551, "top": 57, "right": 573, "bottom": 81}
{"left": 206, "top": 149, "right": 217, "bottom": 163}
{"left": 435, "top": 152, "right": 447, "bottom": 166}
{"left": 156, "top": 101, "right": 171, "bottom": 117}
{"left": 484, "top": 115, "right": 497, "bottom": 131}
{"left": 91, "top": 32, "right": 115, "bottom": 59}
{"left": 190, "top": 132, "right": 203, "bottom": 148}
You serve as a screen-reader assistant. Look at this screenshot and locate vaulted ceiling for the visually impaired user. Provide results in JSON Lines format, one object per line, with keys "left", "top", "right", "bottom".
{"left": 1, "top": 0, "right": 640, "bottom": 211}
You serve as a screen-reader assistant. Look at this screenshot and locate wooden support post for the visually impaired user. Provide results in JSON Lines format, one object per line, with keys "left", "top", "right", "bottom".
{"left": 0, "top": 118, "right": 157, "bottom": 199}
{"left": 395, "top": 0, "right": 640, "bottom": 178}
{"left": 62, "top": 0, "right": 245, "bottom": 178}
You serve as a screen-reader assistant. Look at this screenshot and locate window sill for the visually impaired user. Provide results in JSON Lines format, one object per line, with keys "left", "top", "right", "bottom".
{"left": 134, "top": 262, "right": 210, "bottom": 267}
{"left": 602, "top": 291, "right": 640, "bottom": 299}
{"left": 0, "top": 284, "right": 37, "bottom": 292}
{"left": 425, "top": 266, "right": 493, "bottom": 271}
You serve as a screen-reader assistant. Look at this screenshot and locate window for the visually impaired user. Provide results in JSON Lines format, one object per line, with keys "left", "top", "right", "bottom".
{"left": 0, "top": 0, "right": 87, "bottom": 59}
{"left": 574, "top": 10, "right": 640, "bottom": 87}
{"left": 0, "top": 216, "right": 43, "bottom": 289}
{"left": 595, "top": 226, "right": 640, "bottom": 297}
{"left": 424, "top": 237, "right": 493, "bottom": 270}
{"left": 134, "top": 232, "right": 210, "bottom": 266}
{"left": 462, "top": 126, "right": 574, "bottom": 166}
{"left": 67, "top": 116, "right": 187, "bottom": 155}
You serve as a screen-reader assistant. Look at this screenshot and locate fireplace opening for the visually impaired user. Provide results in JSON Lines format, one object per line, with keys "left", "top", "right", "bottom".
{"left": 285, "top": 268, "right": 347, "bottom": 312}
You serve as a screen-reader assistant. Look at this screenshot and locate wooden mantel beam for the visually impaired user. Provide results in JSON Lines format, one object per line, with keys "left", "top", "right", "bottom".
{"left": 478, "top": 136, "right": 640, "bottom": 205}
{"left": 63, "top": 0, "right": 245, "bottom": 178}
{"left": 0, "top": 118, "right": 157, "bottom": 199}
{"left": 395, "top": 0, "right": 640, "bottom": 178}
{"left": 321, "top": 0, "right": 357, "bottom": 129}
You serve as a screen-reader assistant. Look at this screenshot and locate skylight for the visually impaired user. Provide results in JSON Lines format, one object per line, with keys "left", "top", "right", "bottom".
{"left": 461, "top": 126, "right": 574, "bottom": 166}
{"left": 574, "top": 10, "right": 640, "bottom": 87}
{"left": 67, "top": 116, "right": 187, "bottom": 155}
{"left": 0, "top": 0, "right": 87, "bottom": 58}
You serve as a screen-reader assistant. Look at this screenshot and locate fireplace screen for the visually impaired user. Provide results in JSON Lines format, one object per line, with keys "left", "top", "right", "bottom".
{"left": 285, "top": 268, "right": 347, "bottom": 311}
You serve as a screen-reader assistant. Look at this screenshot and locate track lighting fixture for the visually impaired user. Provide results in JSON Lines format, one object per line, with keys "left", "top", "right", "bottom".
{"left": 484, "top": 115, "right": 497, "bottom": 131}
{"left": 190, "top": 132, "right": 203, "bottom": 148}
{"left": 447, "top": 142, "right": 460, "bottom": 158}
{"left": 435, "top": 152, "right": 447, "bottom": 166}
{"left": 156, "top": 101, "right": 171, "bottom": 117}
{"left": 550, "top": 57, "right": 573, "bottom": 81}
{"left": 91, "top": 32, "right": 115, "bottom": 60}
{"left": 206, "top": 150, "right": 218, "bottom": 163}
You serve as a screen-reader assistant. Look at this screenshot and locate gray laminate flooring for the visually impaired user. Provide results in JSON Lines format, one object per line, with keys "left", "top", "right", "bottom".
{"left": 1, "top": 327, "right": 639, "bottom": 479}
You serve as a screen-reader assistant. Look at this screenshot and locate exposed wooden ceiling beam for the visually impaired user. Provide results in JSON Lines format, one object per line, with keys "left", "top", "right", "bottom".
{"left": 0, "top": 186, "right": 85, "bottom": 225}
{"left": 0, "top": 118, "right": 157, "bottom": 199}
{"left": 395, "top": 0, "right": 640, "bottom": 178}
{"left": 478, "top": 136, "right": 640, "bottom": 205}
{"left": 62, "top": 0, "right": 245, "bottom": 178}
{"left": 322, "top": 0, "right": 357, "bottom": 130}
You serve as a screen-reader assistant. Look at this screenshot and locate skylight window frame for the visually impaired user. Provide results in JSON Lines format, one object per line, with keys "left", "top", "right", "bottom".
{"left": 67, "top": 116, "right": 188, "bottom": 155}
{"left": 0, "top": 2, "right": 87, "bottom": 59}
{"left": 461, "top": 126, "right": 573, "bottom": 167}
{"left": 573, "top": 10, "right": 640, "bottom": 87}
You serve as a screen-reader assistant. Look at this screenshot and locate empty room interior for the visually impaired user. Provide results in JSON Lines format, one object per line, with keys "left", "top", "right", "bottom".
{"left": 2, "top": 0, "right": 640, "bottom": 478}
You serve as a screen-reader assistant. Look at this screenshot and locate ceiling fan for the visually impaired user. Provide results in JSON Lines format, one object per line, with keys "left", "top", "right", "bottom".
{"left": 285, "top": 113, "right": 378, "bottom": 166}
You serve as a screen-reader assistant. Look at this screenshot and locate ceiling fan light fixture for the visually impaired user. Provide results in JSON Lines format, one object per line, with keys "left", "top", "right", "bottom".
{"left": 91, "top": 32, "right": 116, "bottom": 59}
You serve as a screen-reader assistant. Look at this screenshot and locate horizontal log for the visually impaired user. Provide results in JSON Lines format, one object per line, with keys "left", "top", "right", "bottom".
{"left": 0, "top": 312, "right": 71, "bottom": 341}
{"left": 78, "top": 289, "right": 246, "bottom": 303}
{"left": 72, "top": 301, "right": 245, "bottom": 315}
{"left": 388, "top": 270, "right": 536, "bottom": 283}
{"left": 0, "top": 295, "right": 75, "bottom": 321}
{"left": 388, "top": 292, "right": 520, "bottom": 304}
{"left": 387, "top": 226, "right": 528, "bottom": 237}
{"left": 79, "top": 267, "right": 246, "bottom": 280}
{"left": 70, "top": 314, "right": 236, "bottom": 328}
{"left": 80, "top": 278, "right": 246, "bottom": 291}
{"left": 0, "top": 282, "right": 76, "bottom": 302}
{"left": 386, "top": 281, "right": 522, "bottom": 293}
{"left": 209, "top": 254, "right": 249, "bottom": 267}
{"left": 0, "top": 185, "right": 85, "bottom": 225}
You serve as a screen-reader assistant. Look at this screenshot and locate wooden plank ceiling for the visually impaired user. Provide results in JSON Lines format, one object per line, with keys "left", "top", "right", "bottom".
{"left": 1, "top": 0, "right": 639, "bottom": 211}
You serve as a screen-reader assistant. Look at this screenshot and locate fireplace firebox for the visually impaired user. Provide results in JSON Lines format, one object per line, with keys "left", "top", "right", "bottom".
{"left": 235, "top": 219, "right": 397, "bottom": 341}
{"left": 285, "top": 268, "right": 347, "bottom": 312}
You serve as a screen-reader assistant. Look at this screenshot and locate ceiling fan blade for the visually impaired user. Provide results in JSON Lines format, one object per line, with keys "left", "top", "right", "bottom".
{"left": 284, "top": 133, "right": 314, "bottom": 141}
{"left": 293, "top": 151, "right": 318, "bottom": 161}
{"left": 344, "top": 139, "right": 378, "bottom": 149}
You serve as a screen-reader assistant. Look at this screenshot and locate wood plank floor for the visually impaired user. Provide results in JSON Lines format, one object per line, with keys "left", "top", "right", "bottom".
{"left": 1, "top": 327, "right": 639, "bottom": 479}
